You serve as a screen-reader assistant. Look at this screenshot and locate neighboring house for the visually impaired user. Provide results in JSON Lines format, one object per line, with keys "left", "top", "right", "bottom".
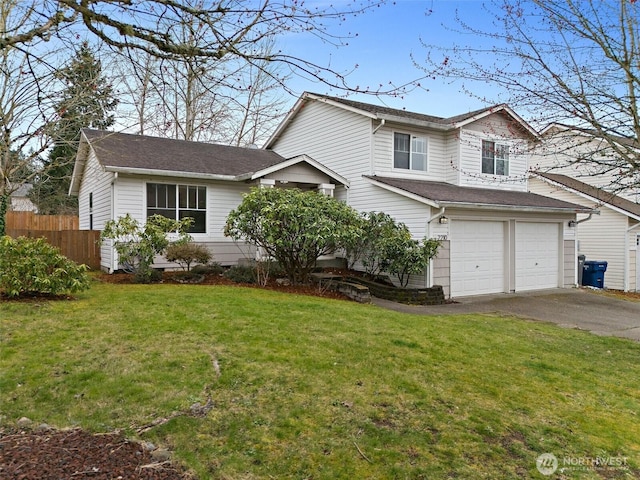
{"left": 69, "top": 129, "right": 348, "bottom": 273}
{"left": 9, "top": 183, "right": 38, "bottom": 212}
{"left": 265, "top": 93, "right": 592, "bottom": 298}
{"left": 530, "top": 125, "right": 640, "bottom": 291}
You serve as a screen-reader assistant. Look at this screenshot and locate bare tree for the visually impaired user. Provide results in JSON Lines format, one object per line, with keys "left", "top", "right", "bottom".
{"left": 115, "top": 36, "right": 288, "bottom": 145}
{"left": 0, "top": 0, "right": 62, "bottom": 234}
{"left": 226, "top": 42, "right": 290, "bottom": 147}
{"left": 418, "top": 0, "right": 640, "bottom": 188}
{"left": 7, "top": 0, "right": 389, "bottom": 93}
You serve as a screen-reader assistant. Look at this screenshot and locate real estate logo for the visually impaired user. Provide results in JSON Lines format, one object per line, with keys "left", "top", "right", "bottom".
{"left": 536, "top": 453, "right": 558, "bottom": 475}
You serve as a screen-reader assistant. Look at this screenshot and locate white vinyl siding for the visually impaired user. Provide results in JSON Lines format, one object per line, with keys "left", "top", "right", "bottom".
{"left": 458, "top": 113, "right": 529, "bottom": 191}
{"left": 270, "top": 100, "right": 371, "bottom": 187}
{"left": 108, "top": 176, "right": 257, "bottom": 270}
{"left": 444, "top": 130, "right": 460, "bottom": 185}
{"left": 529, "top": 177, "right": 631, "bottom": 290}
{"left": 77, "top": 145, "right": 114, "bottom": 271}
{"left": 533, "top": 130, "right": 640, "bottom": 203}
{"left": 77, "top": 146, "right": 113, "bottom": 231}
{"left": 577, "top": 209, "right": 628, "bottom": 290}
{"left": 372, "top": 123, "right": 447, "bottom": 181}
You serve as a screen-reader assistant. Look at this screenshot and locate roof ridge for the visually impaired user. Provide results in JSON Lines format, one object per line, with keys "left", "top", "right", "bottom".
{"left": 306, "top": 92, "right": 505, "bottom": 125}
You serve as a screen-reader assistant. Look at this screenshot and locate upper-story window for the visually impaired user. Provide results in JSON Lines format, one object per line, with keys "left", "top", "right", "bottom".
{"left": 146, "top": 183, "right": 207, "bottom": 233}
{"left": 482, "top": 140, "right": 509, "bottom": 176}
{"left": 394, "top": 132, "right": 427, "bottom": 172}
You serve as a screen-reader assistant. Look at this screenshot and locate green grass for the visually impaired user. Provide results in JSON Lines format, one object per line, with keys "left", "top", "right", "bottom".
{"left": 1, "top": 281, "right": 640, "bottom": 479}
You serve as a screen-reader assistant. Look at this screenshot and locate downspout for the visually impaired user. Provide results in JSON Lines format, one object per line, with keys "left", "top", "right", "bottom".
{"left": 109, "top": 172, "right": 118, "bottom": 273}
{"left": 372, "top": 118, "right": 385, "bottom": 135}
{"left": 370, "top": 119, "right": 385, "bottom": 176}
{"left": 572, "top": 211, "right": 597, "bottom": 287}
{"left": 576, "top": 212, "right": 595, "bottom": 225}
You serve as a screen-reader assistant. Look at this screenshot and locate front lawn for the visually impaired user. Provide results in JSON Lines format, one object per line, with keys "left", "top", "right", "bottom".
{"left": 1, "top": 281, "right": 639, "bottom": 479}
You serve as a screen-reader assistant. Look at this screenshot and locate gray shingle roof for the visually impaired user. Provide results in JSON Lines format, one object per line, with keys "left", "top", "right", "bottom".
{"left": 536, "top": 172, "right": 640, "bottom": 217}
{"left": 308, "top": 93, "right": 505, "bottom": 127}
{"left": 366, "top": 176, "right": 593, "bottom": 212}
{"left": 83, "top": 129, "right": 286, "bottom": 177}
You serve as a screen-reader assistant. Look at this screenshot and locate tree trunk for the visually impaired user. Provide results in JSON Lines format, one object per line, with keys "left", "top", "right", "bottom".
{"left": 0, "top": 192, "right": 8, "bottom": 237}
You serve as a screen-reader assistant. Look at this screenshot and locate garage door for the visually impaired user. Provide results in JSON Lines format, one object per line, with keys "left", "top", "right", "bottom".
{"left": 515, "top": 222, "right": 559, "bottom": 291}
{"left": 450, "top": 220, "right": 505, "bottom": 297}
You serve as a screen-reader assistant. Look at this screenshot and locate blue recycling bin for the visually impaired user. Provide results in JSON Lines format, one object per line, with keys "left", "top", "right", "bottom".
{"left": 582, "top": 261, "right": 608, "bottom": 288}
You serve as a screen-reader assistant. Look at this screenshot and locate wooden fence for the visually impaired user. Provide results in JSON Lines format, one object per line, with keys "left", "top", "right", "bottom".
{"left": 6, "top": 211, "right": 79, "bottom": 230}
{"left": 6, "top": 212, "right": 101, "bottom": 270}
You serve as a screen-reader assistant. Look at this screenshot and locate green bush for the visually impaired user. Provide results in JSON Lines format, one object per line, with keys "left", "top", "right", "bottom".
{"left": 225, "top": 187, "right": 363, "bottom": 285}
{"left": 133, "top": 266, "right": 163, "bottom": 284}
{"left": 223, "top": 264, "right": 257, "bottom": 284}
{"left": 101, "top": 214, "right": 192, "bottom": 275}
{"left": 191, "top": 263, "right": 224, "bottom": 275}
{"left": 0, "top": 236, "right": 90, "bottom": 297}
{"left": 165, "top": 242, "right": 212, "bottom": 271}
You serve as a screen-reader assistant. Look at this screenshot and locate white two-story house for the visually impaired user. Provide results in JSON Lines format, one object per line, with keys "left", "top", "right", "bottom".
{"left": 70, "top": 93, "right": 592, "bottom": 298}
{"left": 265, "top": 93, "right": 592, "bottom": 298}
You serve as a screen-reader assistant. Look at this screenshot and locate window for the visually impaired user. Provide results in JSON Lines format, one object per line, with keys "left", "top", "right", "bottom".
{"left": 482, "top": 140, "right": 509, "bottom": 176}
{"left": 146, "top": 183, "right": 207, "bottom": 233}
{"left": 394, "top": 133, "right": 427, "bottom": 172}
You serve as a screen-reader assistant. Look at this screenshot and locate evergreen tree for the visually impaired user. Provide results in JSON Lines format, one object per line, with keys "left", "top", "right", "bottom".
{"left": 32, "top": 43, "right": 118, "bottom": 214}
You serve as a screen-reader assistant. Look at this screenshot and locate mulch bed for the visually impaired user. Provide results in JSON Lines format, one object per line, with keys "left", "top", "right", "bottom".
{"left": 94, "top": 270, "right": 352, "bottom": 301}
{"left": 0, "top": 428, "right": 191, "bottom": 480}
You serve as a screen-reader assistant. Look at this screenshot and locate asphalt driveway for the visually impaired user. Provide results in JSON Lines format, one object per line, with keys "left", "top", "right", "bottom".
{"left": 372, "top": 288, "right": 640, "bottom": 341}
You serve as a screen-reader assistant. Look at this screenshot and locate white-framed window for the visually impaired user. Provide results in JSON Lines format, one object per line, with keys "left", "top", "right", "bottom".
{"left": 482, "top": 140, "right": 509, "bottom": 176}
{"left": 146, "top": 183, "right": 207, "bottom": 233}
{"left": 394, "top": 132, "right": 428, "bottom": 172}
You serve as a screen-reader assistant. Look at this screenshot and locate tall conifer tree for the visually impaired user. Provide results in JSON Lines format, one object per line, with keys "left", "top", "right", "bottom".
{"left": 31, "top": 43, "right": 118, "bottom": 214}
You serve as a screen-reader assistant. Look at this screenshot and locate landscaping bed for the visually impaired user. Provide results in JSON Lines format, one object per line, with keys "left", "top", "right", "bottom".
{"left": 0, "top": 427, "right": 189, "bottom": 480}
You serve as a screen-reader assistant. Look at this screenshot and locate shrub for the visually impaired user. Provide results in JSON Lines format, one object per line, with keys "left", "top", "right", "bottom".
{"left": 0, "top": 236, "right": 90, "bottom": 297}
{"left": 101, "top": 214, "right": 192, "bottom": 275}
{"left": 225, "top": 188, "right": 363, "bottom": 284}
{"left": 344, "top": 211, "right": 441, "bottom": 287}
{"left": 385, "top": 236, "right": 441, "bottom": 288}
{"left": 165, "top": 243, "right": 212, "bottom": 271}
{"left": 191, "top": 263, "right": 224, "bottom": 275}
{"left": 133, "top": 266, "right": 163, "bottom": 284}
{"left": 223, "top": 264, "right": 257, "bottom": 284}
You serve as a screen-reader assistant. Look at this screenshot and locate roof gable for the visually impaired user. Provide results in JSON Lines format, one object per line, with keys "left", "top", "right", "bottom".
{"left": 266, "top": 92, "right": 537, "bottom": 147}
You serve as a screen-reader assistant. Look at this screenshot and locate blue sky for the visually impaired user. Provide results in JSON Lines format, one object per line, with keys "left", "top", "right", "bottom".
{"left": 279, "top": 0, "right": 497, "bottom": 117}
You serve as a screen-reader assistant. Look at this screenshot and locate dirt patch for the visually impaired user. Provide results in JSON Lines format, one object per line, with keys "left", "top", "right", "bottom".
{"left": 0, "top": 428, "right": 191, "bottom": 479}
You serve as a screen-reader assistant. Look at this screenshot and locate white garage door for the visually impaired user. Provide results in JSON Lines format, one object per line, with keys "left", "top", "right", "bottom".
{"left": 515, "top": 222, "right": 559, "bottom": 291}
{"left": 450, "top": 220, "right": 505, "bottom": 297}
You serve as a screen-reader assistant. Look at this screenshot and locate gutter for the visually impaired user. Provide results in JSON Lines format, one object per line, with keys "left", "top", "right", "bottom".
{"left": 104, "top": 166, "right": 249, "bottom": 182}
{"left": 438, "top": 201, "right": 595, "bottom": 214}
